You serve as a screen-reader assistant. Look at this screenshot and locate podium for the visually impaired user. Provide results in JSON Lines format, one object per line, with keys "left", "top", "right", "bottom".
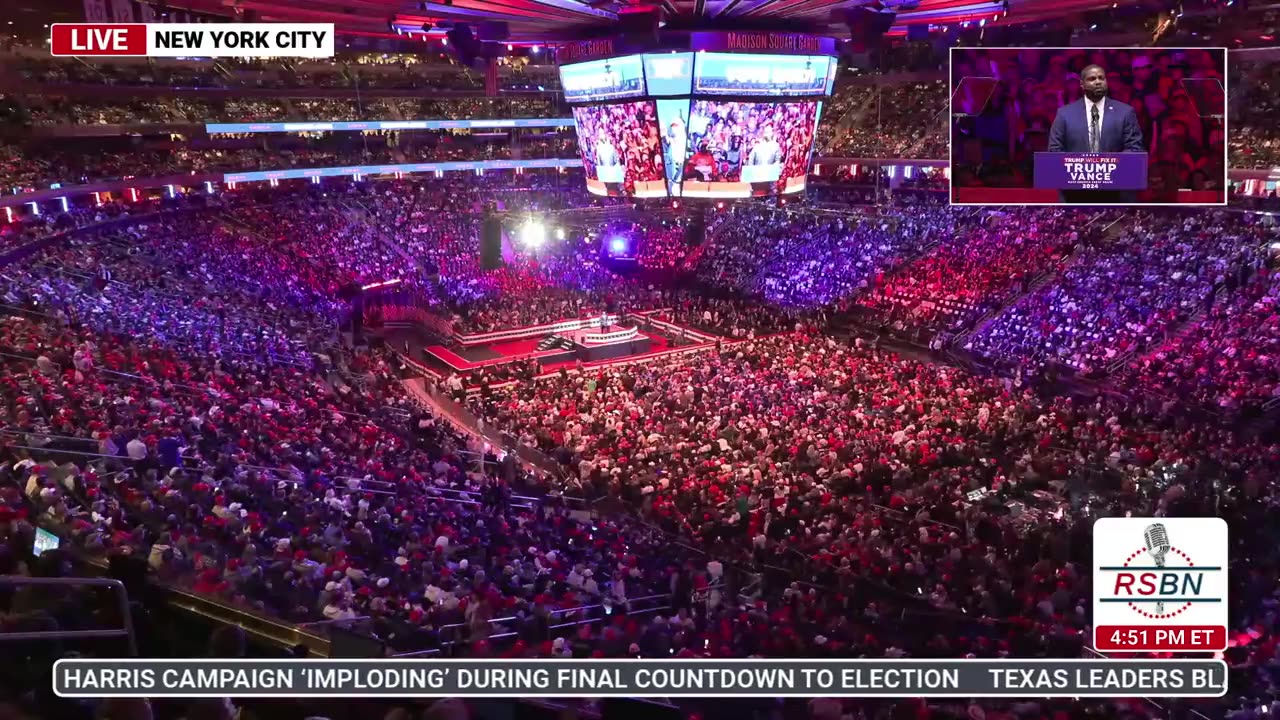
{"left": 596, "top": 165, "right": 625, "bottom": 184}
{"left": 1034, "top": 152, "right": 1148, "bottom": 191}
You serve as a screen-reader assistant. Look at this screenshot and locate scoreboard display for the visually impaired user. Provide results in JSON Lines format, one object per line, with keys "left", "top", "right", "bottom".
{"left": 559, "top": 49, "right": 835, "bottom": 198}
{"left": 560, "top": 55, "right": 646, "bottom": 103}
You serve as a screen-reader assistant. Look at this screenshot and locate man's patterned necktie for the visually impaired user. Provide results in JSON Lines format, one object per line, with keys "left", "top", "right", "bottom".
{"left": 1089, "top": 104, "right": 1100, "bottom": 153}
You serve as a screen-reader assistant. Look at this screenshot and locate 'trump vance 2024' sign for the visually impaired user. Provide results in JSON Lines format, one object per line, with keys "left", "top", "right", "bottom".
{"left": 1093, "top": 517, "right": 1228, "bottom": 652}
{"left": 1034, "top": 152, "right": 1149, "bottom": 191}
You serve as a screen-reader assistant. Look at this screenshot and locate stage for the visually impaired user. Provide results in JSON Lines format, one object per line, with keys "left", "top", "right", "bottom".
{"left": 422, "top": 316, "right": 658, "bottom": 374}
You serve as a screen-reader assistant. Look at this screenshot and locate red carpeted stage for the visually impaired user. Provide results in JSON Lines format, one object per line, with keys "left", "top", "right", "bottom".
{"left": 424, "top": 316, "right": 657, "bottom": 374}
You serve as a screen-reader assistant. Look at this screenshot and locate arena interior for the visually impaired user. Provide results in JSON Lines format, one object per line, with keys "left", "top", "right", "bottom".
{"left": 1, "top": 1, "right": 1280, "bottom": 719}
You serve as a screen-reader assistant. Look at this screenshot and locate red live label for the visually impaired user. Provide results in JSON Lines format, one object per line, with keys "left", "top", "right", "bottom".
{"left": 1095, "top": 625, "right": 1226, "bottom": 652}
{"left": 51, "top": 24, "right": 147, "bottom": 56}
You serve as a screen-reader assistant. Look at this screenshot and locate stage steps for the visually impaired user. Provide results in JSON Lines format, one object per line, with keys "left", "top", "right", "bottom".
{"left": 536, "top": 334, "right": 575, "bottom": 351}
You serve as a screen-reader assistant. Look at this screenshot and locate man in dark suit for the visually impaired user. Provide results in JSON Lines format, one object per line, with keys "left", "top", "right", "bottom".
{"left": 1047, "top": 64, "right": 1146, "bottom": 203}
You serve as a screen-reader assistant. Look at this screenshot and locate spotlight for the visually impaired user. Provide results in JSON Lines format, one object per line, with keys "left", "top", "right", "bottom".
{"left": 555, "top": 227, "right": 566, "bottom": 240}
{"left": 608, "top": 237, "right": 629, "bottom": 255}
{"left": 520, "top": 220, "right": 546, "bottom": 248}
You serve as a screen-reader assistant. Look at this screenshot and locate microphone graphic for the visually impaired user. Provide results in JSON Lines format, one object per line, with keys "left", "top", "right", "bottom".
{"left": 1144, "top": 523, "right": 1171, "bottom": 614}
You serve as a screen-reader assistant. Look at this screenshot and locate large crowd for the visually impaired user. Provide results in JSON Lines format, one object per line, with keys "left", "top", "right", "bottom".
{"left": 0, "top": 176, "right": 1278, "bottom": 720}
{"left": 4, "top": 43, "right": 560, "bottom": 94}
{"left": 9, "top": 94, "right": 563, "bottom": 127}
{"left": 694, "top": 206, "right": 949, "bottom": 310}
{"left": 965, "top": 210, "right": 1274, "bottom": 377}
{"left": 4, "top": 29, "right": 1280, "bottom": 720}
{"left": 818, "top": 81, "right": 949, "bottom": 159}
{"left": 0, "top": 132, "right": 578, "bottom": 190}
{"left": 1114, "top": 261, "right": 1280, "bottom": 417}
{"left": 1229, "top": 59, "right": 1280, "bottom": 169}
{"left": 855, "top": 209, "right": 1091, "bottom": 341}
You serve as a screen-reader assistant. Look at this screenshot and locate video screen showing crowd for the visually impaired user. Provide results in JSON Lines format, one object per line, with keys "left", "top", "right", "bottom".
{"left": 572, "top": 101, "right": 667, "bottom": 198}
{"left": 560, "top": 50, "right": 834, "bottom": 199}
{"left": 681, "top": 100, "right": 821, "bottom": 197}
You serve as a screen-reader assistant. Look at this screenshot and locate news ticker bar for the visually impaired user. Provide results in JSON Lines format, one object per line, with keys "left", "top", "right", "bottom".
{"left": 221, "top": 158, "right": 583, "bottom": 184}
{"left": 51, "top": 24, "right": 335, "bottom": 58}
{"left": 55, "top": 659, "right": 1228, "bottom": 698}
{"left": 205, "top": 119, "right": 576, "bottom": 134}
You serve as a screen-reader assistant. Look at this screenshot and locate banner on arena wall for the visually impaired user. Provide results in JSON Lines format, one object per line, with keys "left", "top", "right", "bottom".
{"left": 690, "top": 32, "right": 837, "bottom": 57}
{"left": 54, "top": 659, "right": 1228, "bottom": 698}
{"left": 556, "top": 38, "right": 646, "bottom": 66}
{"left": 50, "top": 23, "right": 335, "bottom": 57}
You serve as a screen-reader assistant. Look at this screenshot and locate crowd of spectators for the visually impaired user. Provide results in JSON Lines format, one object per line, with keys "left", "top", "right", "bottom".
{"left": 9, "top": 94, "right": 562, "bottom": 128}
{"left": 3, "top": 216, "right": 334, "bottom": 363}
{"left": 463, "top": 326, "right": 1279, "bottom": 720}
{"left": 3, "top": 168, "right": 1280, "bottom": 720}
{"left": 965, "top": 210, "right": 1273, "bottom": 376}
{"left": 630, "top": 221, "right": 690, "bottom": 271}
{"left": 573, "top": 102, "right": 665, "bottom": 196}
{"left": 683, "top": 101, "right": 820, "bottom": 189}
{"left": 1114, "top": 257, "right": 1280, "bottom": 416}
{"left": 694, "top": 205, "right": 948, "bottom": 310}
{"left": 3, "top": 43, "right": 561, "bottom": 94}
{"left": 1228, "top": 59, "right": 1280, "bottom": 169}
{"left": 0, "top": 232, "right": 676, "bottom": 665}
{"left": 0, "top": 132, "right": 579, "bottom": 190}
{"left": 340, "top": 177, "right": 640, "bottom": 327}
{"left": 818, "top": 81, "right": 948, "bottom": 159}
{"left": 856, "top": 209, "right": 1088, "bottom": 340}
{"left": 0, "top": 196, "right": 178, "bottom": 255}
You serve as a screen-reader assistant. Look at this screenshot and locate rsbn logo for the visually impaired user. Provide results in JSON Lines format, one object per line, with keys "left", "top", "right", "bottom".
{"left": 1093, "top": 517, "right": 1228, "bottom": 652}
{"left": 1099, "top": 522, "right": 1223, "bottom": 620}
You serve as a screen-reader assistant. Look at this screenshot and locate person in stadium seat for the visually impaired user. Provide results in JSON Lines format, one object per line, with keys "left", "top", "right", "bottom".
{"left": 745, "top": 125, "right": 782, "bottom": 167}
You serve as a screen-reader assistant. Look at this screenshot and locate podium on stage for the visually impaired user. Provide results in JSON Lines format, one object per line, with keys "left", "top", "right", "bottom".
{"left": 1033, "top": 152, "right": 1149, "bottom": 192}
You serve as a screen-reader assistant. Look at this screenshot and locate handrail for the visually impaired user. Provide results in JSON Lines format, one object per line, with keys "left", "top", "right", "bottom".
{"left": 297, "top": 615, "right": 372, "bottom": 629}
{"left": 0, "top": 575, "right": 138, "bottom": 656}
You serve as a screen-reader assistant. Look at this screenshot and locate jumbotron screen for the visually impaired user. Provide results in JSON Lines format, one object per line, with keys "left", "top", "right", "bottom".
{"left": 560, "top": 52, "right": 832, "bottom": 198}
{"left": 678, "top": 99, "right": 822, "bottom": 198}
{"left": 572, "top": 100, "right": 667, "bottom": 198}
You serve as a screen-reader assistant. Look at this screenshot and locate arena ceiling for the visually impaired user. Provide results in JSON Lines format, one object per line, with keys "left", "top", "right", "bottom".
{"left": 198, "top": 0, "right": 1122, "bottom": 43}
